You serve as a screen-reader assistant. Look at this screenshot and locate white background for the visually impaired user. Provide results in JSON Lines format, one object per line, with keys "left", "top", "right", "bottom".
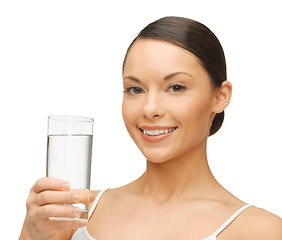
{"left": 0, "top": 0, "right": 281, "bottom": 238}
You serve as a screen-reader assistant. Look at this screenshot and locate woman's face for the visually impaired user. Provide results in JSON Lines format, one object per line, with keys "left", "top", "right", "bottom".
{"left": 122, "top": 39, "right": 218, "bottom": 163}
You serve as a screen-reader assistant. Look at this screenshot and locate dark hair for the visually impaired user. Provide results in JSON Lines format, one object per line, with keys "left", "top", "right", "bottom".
{"left": 123, "top": 16, "right": 227, "bottom": 136}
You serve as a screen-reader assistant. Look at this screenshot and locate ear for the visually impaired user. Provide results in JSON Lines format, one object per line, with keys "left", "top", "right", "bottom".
{"left": 212, "top": 80, "right": 232, "bottom": 113}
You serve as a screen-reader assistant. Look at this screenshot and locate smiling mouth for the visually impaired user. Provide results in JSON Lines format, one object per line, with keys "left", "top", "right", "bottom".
{"left": 139, "top": 127, "right": 177, "bottom": 136}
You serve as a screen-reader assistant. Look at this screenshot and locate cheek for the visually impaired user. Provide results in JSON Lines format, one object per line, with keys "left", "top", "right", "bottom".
{"left": 122, "top": 99, "right": 130, "bottom": 127}
{"left": 174, "top": 96, "right": 212, "bottom": 133}
{"left": 122, "top": 98, "right": 143, "bottom": 147}
{"left": 122, "top": 98, "right": 139, "bottom": 127}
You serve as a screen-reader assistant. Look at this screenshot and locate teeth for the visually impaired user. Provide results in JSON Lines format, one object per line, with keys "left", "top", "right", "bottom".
{"left": 142, "top": 127, "right": 176, "bottom": 136}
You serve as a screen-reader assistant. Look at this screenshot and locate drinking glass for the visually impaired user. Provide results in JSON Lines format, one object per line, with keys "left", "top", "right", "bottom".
{"left": 46, "top": 115, "right": 94, "bottom": 220}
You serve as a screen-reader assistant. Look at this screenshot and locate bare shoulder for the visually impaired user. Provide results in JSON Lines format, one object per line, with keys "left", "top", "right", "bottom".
{"left": 239, "top": 206, "right": 282, "bottom": 240}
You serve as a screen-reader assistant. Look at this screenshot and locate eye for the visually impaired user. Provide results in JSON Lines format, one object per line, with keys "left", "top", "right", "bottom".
{"left": 124, "top": 86, "right": 144, "bottom": 95}
{"left": 167, "top": 84, "right": 186, "bottom": 93}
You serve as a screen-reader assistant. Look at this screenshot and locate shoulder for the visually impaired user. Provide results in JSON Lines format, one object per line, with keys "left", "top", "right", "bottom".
{"left": 237, "top": 206, "right": 282, "bottom": 240}
{"left": 249, "top": 207, "right": 281, "bottom": 238}
{"left": 88, "top": 188, "right": 114, "bottom": 208}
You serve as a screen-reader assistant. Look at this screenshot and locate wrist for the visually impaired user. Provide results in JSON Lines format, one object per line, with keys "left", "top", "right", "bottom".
{"left": 19, "top": 225, "right": 36, "bottom": 240}
{"left": 19, "top": 217, "right": 53, "bottom": 240}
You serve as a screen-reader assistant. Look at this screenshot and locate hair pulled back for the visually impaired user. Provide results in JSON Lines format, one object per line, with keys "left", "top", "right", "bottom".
{"left": 123, "top": 16, "right": 227, "bottom": 136}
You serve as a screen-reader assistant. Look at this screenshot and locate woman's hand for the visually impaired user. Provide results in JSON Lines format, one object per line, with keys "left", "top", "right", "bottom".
{"left": 19, "top": 177, "right": 94, "bottom": 240}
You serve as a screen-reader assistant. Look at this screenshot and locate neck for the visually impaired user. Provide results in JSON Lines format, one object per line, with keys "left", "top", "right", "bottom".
{"left": 135, "top": 141, "right": 220, "bottom": 203}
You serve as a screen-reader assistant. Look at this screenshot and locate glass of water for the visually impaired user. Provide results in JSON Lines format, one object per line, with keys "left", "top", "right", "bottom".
{"left": 46, "top": 115, "right": 94, "bottom": 220}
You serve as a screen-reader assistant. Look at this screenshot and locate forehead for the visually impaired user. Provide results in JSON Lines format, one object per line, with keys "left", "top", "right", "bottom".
{"left": 123, "top": 39, "right": 206, "bottom": 79}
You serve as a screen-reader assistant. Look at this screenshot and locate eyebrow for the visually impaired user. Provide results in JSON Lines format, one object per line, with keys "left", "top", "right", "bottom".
{"left": 123, "top": 72, "right": 194, "bottom": 82}
{"left": 164, "top": 72, "right": 194, "bottom": 81}
{"left": 123, "top": 76, "right": 140, "bottom": 82}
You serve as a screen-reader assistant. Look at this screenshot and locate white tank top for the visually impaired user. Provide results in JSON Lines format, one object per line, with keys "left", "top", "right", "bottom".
{"left": 71, "top": 188, "right": 253, "bottom": 240}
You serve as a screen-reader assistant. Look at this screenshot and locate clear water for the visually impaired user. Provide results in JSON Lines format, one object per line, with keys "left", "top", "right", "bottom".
{"left": 47, "top": 134, "right": 93, "bottom": 220}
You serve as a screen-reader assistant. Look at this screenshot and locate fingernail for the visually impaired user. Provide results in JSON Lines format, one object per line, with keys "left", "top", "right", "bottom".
{"left": 73, "top": 194, "right": 80, "bottom": 202}
{"left": 62, "top": 183, "right": 70, "bottom": 190}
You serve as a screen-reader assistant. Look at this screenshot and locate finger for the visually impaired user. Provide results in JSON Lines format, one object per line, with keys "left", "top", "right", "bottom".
{"left": 36, "top": 190, "right": 78, "bottom": 206}
{"left": 89, "top": 192, "right": 95, "bottom": 203}
{"left": 45, "top": 219, "right": 88, "bottom": 231}
{"left": 34, "top": 218, "right": 88, "bottom": 233}
{"left": 36, "top": 189, "right": 91, "bottom": 206}
{"left": 32, "top": 177, "right": 70, "bottom": 194}
{"left": 38, "top": 204, "right": 83, "bottom": 220}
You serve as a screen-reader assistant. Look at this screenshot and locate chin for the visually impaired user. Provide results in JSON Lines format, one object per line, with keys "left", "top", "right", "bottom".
{"left": 140, "top": 148, "right": 176, "bottom": 164}
{"left": 146, "top": 157, "right": 171, "bottom": 164}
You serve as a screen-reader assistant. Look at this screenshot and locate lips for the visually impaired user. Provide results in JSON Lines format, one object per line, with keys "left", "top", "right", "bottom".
{"left": 139, "top": 126, "right": 177, "bottom": 142}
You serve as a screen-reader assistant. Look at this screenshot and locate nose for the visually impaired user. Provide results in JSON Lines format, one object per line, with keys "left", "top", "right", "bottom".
{"left": 142, "top": 91, "right": 165, "bottom": 119}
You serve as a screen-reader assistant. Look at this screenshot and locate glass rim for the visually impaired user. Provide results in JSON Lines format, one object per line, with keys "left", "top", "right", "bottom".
{"left": 48, "top": 115, "right": 94, "bottom": 123}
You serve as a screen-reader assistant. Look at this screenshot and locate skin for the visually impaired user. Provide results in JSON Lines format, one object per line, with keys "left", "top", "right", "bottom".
{"left": 86, "top": 40, "right": 281, "bottom": 240}
{"left": 19, "top": 39, "right": 282, "bottom": 240}
{"left": 121, "top": 39, "right": 233, "bottom": 202}
{"left": 19, "top": 177, "right": 94, "bottom": 240}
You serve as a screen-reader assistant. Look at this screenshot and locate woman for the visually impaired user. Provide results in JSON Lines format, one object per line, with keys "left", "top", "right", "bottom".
{"left": 19, "top": 16, "right": 282, "bottom": 240}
